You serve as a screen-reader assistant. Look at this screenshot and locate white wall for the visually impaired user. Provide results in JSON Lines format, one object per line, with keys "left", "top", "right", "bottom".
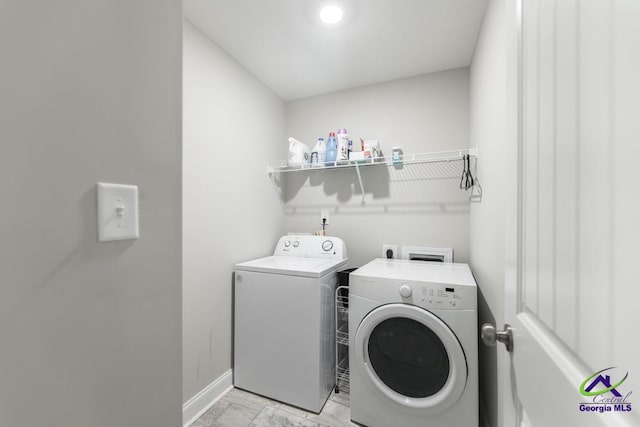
{"left": 468, "top": 0, "right": 508, "bottom": 426}
{"left": 0, "top": 1, "right": 182, "bottom": 426}
{"left": 182, "top": 20, "right": 286, "bottom": 404}
{"left": 284, "top": 69, "right": 471, "bottom": 267}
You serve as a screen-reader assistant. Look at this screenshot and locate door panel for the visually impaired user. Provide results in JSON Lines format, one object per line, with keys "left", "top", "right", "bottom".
{"left": 553, "top": 0, "right": 579, "bottom": 350}
{"left": 507, "top": 0, "right": 640, "bottom": 426}
{"left": 575, "top": 0, "right": 613, "bottom": 371}
{"left": 611, "top": 0, "right": 640, "bottom": 391}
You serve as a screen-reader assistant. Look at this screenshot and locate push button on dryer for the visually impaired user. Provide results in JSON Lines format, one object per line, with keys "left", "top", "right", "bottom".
{"left": 399, "top": 285, "right": 412, "bottom": 298}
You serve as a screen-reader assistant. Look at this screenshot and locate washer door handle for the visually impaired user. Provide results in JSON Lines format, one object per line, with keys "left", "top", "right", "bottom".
{"left": 481, "top": 323, "right": 513, "bottom": 352}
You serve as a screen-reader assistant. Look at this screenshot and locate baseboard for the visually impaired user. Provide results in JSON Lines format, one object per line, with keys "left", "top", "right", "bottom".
{"left": 182, "top": 369, "right": 233, "bottom": 427}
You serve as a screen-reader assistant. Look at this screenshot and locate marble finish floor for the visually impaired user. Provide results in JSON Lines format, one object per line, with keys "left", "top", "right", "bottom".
{"left": 192, "top": 388, "right": 353, "bottom": 427}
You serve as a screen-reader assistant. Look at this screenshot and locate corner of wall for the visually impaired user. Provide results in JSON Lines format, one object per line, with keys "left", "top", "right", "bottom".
{"left": 182, "top": 20, "right": 286, "bottom": 407}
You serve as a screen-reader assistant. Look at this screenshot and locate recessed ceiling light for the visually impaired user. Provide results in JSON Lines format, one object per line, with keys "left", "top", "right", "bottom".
{"left": 320, "top": 5, "right": 343, "bottom": 24}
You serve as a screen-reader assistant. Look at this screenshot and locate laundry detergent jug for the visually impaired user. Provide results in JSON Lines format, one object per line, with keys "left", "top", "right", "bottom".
{"left": 288, "top": 137, "right": 311, "bottom": 166}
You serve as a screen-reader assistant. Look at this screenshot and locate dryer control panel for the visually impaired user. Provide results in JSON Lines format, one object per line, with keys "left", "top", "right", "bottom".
{"left": 350, "top": 258, "right": 477, "bottom": 311}
{"left": 274, "top": 235, "right": 347, "bottom": 260}
{"left": 352, "top": 277, "right": 476, "bottom": 311}
{"left": 389, "top": 281, "right": 474, "bottom": 311}
{"left": 384, "top": 281, "right": 476, "bottom": 310}
{"left": 410, "top": 284, "right": 475, "bottom": 310}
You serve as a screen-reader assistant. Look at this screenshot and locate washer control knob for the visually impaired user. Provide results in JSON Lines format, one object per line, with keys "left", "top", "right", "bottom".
{"left": 322, "top": 240, "right": 333, "bottom": 251}
{"left": 293, "top": 241, "right": 299, "bottom": 248}
{"left": 284, "top": 241, "right": 291, "bottom": 247}
{"left": 399, "top": 285, "right": 412, "bottom": 298}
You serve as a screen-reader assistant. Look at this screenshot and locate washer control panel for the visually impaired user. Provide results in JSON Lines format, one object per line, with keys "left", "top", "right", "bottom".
{"left": 274, "top": 235, "right": 347, "bottom": 260}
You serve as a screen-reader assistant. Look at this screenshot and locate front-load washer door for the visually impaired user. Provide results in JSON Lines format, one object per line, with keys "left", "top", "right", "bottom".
{"left": 354, "top": 304, "right": 467, "bottom": 414}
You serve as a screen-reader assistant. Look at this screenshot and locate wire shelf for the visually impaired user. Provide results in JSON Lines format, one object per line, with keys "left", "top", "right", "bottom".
{"left": 336, "top": 366, "right": 350, "bottom": 395}
{"left": 336, "top": 325, "right": 349, "bottom": 346}
{"left": 335, "top": 285, "right": 350, "bottom": 395}
{"left": 267, "top": 147, "right": 478, "bottom": 174}
{"left": 269, "top": 147, "right": 478, "bottom": 204}
{"left": 336, "top": 291, "right": 349, "bottom": 315}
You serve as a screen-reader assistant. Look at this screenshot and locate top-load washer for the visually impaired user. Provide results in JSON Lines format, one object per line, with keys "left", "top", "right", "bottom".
{"left": 349, "top": 258, "right": 478, "bottom": 427}
{"left": 234, "top": 235, "right": 348, "bottom": 413}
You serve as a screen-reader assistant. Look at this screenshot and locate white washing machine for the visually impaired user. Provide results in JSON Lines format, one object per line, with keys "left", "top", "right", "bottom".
{"left": 349, "top": 258, "right": 478, "bottom": 427}
{"left": 234, "top": 235, "right": 348, "bottom": 413}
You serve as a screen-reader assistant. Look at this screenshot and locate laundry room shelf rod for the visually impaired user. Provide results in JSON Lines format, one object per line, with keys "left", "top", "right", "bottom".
{"left": 266, "top": 147, "right": 478, "bottom": 174}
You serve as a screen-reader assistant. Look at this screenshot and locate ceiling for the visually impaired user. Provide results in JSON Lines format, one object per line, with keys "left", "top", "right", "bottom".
{"left": 183, "top": 0, "right": 488, "bottom": 101}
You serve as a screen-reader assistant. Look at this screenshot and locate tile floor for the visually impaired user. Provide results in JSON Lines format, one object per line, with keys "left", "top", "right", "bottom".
{"left": 192, "top": 388, "right": 354, "bottom": 427}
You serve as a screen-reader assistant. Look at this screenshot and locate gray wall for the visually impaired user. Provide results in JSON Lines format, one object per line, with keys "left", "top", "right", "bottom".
{"left": 469, "top": 1, "right": 508, "bottom": 426}
{"left": 0, "top": 1, "right": 182, "bottom": 426}
{"left": 284, "top": 69, "right": 471, "bottom": 267}
{"left": 182, "top": 20, "right": 286, "bottom": 403}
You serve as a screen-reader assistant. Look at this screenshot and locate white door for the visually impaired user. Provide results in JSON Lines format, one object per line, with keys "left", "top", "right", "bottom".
{"left": 499, "top": 0, "right": 640, "bottom": 426}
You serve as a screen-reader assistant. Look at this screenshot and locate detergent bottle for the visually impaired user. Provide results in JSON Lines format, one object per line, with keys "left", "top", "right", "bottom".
{"left": 325, "top": 132, "right": 338, "bottom": 165}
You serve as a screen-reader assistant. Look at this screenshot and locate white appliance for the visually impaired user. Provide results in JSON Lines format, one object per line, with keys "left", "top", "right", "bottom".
{"left": 349, "top": 258, "right": 478, "bottom": 427}
{"left": 234, "top": 235, "right": 348, "bottom": 413}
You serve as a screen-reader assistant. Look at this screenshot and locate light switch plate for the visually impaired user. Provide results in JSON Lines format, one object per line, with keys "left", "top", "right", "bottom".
{"left": 97, "top": 182, "right": 139, "bottom": 242}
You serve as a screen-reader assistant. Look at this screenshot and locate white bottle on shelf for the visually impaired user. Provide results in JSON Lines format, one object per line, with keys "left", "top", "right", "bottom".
{"left": 311, "top": 137, "right": 326, "bottom": 167}
{"left": 336, "top": 128, "right": 349, "bottom": 162}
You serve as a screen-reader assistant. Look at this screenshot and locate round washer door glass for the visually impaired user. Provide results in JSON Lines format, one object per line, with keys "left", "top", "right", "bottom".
{"left": 355, "top": 304, "right": 467, "bottom": 413}
{"left": 368, "top": 317, "right": 449, "bottom": 398}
